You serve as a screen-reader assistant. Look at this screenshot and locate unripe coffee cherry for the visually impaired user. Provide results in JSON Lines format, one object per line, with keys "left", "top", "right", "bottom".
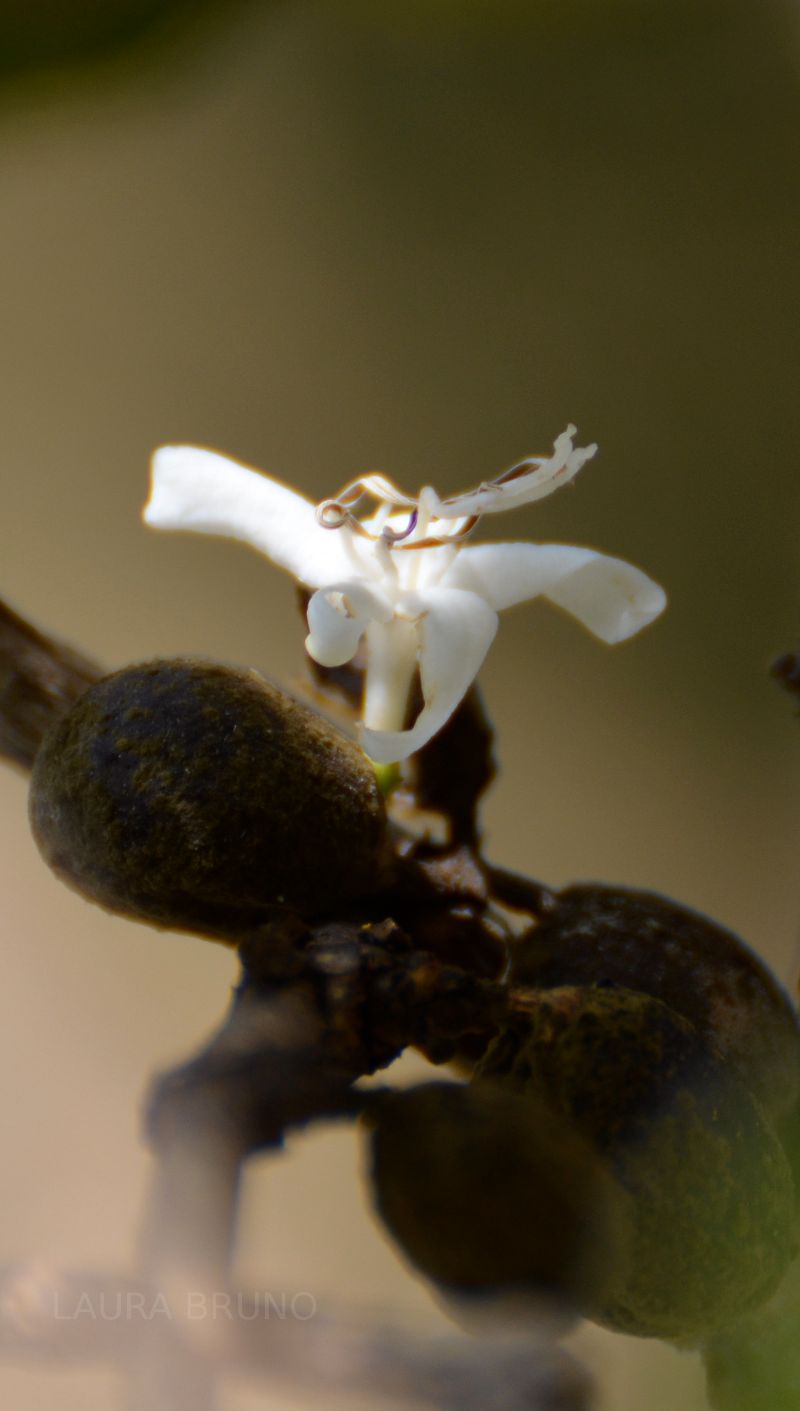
{"left": 365, "top": 1081, "right": 630, "bottom": 1313}
{"left": 476, "top": 986, "right": 796, "bottom": 1341}
{"left": 510, "top": 884, "right": 800, "bottom": 1122}
{"left": 29, "top": 659, "right": 388, "bottom": 938}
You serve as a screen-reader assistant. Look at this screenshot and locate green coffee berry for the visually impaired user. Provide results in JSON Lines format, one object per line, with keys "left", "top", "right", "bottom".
{"left": 509, "top": 884, "right": 800, "bottom": 1121}
{"left": 365, "top": 1081, "right": 630, "bottom": 1312}
{"left": 477, "top": 986, "right": 796, "bottom": 1342}
{"left": 29, "top": 659, "right": 388, "bottom": 939}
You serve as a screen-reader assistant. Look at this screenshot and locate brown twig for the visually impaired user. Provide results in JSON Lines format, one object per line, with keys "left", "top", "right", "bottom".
{"left": 0, "top": 598, "right": 101, "bottom": 769}
{"left": 0, "top": 1263, "right": 590, "bottom": 1411}
{"left": 135, "top": 975, "right": 361, "bottom": 1411}
{"left": 483, "top": 862, "right": 558, "bottom": 920}
{"left": 411, "top": 686, "right": 496, "bottom": 846}
{"left": 126, "top": 918, "right": 561, "bottom": 1409}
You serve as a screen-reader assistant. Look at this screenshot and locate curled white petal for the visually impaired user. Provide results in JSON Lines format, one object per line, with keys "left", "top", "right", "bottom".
{"left": 444, "top": 542, "right": 666, "bottom": 644}
{"left": 361, "top": 587, "right": 499, "bottom": 764}
{"left": 145, "top": 446, "right": 354, "bottom": 588}
{"left": 305, "top": 580, "right": 393, "bottom": 668}
{"left": 427, "top": 427, "right": 597, "bottom": 520}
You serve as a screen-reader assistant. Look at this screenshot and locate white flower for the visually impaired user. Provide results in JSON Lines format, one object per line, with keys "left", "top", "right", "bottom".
{"left": 143, "top": 426, "right": 666, "bottom": 764}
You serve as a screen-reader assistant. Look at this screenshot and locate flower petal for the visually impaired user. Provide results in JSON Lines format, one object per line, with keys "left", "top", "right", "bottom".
{"left": 305, "top": 580, "right": 393, "bottom": 668}
{"left": 444, "top": 543, "right": 666, "bottom": 643}
{"left": 144, "top": 446, "right": 355, "bottom": 588}
{"left": 361, "top": 587, "right": 498, "bottom": 763}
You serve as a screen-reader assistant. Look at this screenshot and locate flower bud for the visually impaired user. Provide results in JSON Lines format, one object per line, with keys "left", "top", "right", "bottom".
{"left": 509, "top": 884, "right": 800, "bottom": 1122}
{"left": 477, "top": 986, "right": 796, "bottom": 1341}
{"left": 365, "top": 1081, "right": 630, "bottom": 1315}
{"left": 29, "top": 659, "right": 388, "bottom": 939}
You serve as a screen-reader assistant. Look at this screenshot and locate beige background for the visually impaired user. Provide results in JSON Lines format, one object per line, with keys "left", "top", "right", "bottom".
{"left": 1, "top": 0, "right": 799, "bottom": 1405}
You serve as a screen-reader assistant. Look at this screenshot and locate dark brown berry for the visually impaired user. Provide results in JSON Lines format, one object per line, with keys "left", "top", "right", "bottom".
{"left": 477, "top": 986, "right": 796, "bottom": 1341}
{"left": 365, "top": 1080, "right": 629, "bottom": 1313}
{"left": 29, "top": 659, "right": 389, "bottom": 939}
{"left": 509, "top": 884, "right": 800, "bottom": 1122}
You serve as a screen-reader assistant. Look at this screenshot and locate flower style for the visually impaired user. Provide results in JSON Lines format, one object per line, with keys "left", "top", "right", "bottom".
{"left": 144, "top": 427, "right": 666, "bottom": 764}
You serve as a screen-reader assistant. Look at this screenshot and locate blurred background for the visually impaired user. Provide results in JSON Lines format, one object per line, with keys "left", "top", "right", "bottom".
{"left": 0, "top": 0, "right": 799, "bottom": 1405}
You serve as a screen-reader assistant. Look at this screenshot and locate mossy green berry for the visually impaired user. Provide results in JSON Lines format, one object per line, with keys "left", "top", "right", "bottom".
{"left": 509, "top": 884, "right": 800, "bottom": 1122}
{"left": 477, "top": 985, "right": 797, "bottom": 1341}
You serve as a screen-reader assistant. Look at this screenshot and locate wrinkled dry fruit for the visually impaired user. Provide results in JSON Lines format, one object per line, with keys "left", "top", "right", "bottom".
{"left": 365, "top": 1081, "right": 630, "bottom": 1313}
{"left": 477, "top": 986, "right": 796, "bottom": 1342}
{"left": 510, "top": 884, "right": 800, "bottom": 1122}
{"left": 30, "top": 659, "right": 388, "bottom": 938}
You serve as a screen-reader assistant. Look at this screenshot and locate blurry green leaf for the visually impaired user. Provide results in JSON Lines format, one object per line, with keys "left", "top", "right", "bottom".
{"left": 0, "top": 0, "right": 252, "bottom": 89}
{"left": 338, "top": 0, "right": 730, "bottom": 41}
{"left": 704, "top": 1256, "right": 800, "bottom": 1411}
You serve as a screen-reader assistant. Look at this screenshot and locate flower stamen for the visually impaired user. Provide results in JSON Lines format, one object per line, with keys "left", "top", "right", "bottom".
{"left": 317, "top": 492, "right": 481, "bottom": 551}
{"left": 490, "top": 457, "right": 541, "bottom": 487}
{"left": 381, "top": 510, "right": 419, "bottom": 544}
{"left": 395, "top": 517, "right": 481, "bottom": 551}
{"left": 316, "top": 500, "right": 375, "bottom": 538}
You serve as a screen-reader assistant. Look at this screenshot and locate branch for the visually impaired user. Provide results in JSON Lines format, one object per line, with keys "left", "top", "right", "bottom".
{"left": 0, "top": 598, "right": 101, "bottom": 769}
{"left": 0, "top": 1264, "right": 591, "bottom": 1411}
{"left": 128, "top": 915, "right": 521, "bottom": 1409}
{"left": 483, "top": 862, "right": 558, "bottom": 920}
{"left": 135, "top": 976, "right": 361, "bottom": 1411}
